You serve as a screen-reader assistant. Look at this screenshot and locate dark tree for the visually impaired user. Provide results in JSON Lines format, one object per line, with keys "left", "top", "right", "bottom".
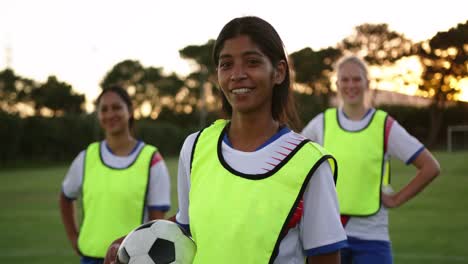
{"left": 339, "top": 23, "right": 414, "bottom": 65}
{"left": 101, "top": 60, "right": 184, "bottom": 119}
{"left": 416, "top": 20, "right": 468, "bottom": 146}
{"left": 32, "top": 76, "right": 85, "bottom": 116}
{"left": 290, "top": 47, "right": 342, "bottom": 109}
{"left": 179, "top": 40, "right": 220, "bottom": 128}
{"left": 0, "top": 68, "right": 37, "bottom": 113}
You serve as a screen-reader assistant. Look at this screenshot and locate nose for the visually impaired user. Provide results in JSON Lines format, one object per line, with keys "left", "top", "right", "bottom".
{"left": 230, "top": 65, "right": 247, "bottom": 82}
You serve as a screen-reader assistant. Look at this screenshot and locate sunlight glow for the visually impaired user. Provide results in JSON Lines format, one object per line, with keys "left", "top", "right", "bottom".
{"left": 328, "top": 56, "right": 468, "bottom": 102}
{"left": 455, "top": 78, "right": 468, "bottom": 102}
{"left": 140, "top": 101, "right": 151, "bottom": 117}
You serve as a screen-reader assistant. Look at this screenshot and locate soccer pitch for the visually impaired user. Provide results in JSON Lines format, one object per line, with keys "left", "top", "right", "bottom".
{"left": 0, "top": 152, "right": 466, "bottom": 263}
{"left": 390, "top": 151, "right": 468, "bottom": 263}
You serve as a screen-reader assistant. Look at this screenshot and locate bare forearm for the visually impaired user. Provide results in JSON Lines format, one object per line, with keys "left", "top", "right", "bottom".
{"left": 104, "top": 236, "right": 126, "bottom": 264}
{"left": 395, "top": 162, "right": 439, "bottom": 205}
{"left": 148, "top": 210, "right": 166, "bottom": 221}
{"left": 59, "top": 193, "right": 79, "bottom": 248}
{"left": 307, "top": 251, "right": 341, "bottom": 264}
{"left": 384, "top": 149, "right": 440, "bottom": 208}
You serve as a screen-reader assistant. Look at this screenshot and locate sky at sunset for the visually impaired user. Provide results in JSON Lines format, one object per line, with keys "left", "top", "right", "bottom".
{"left": 1, "top": 0, "right": 467, "bottom": 108}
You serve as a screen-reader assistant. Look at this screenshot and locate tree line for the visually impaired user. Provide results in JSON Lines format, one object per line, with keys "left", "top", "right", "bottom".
{"left": 1, "top": 21, "right": 467, "bottom": 163}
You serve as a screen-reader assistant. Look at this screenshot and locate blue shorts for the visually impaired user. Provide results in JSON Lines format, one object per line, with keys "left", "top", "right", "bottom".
{"left": 341, "top": 236, "right": 393, "bottom": 264}
{"left": 80, "top": 256, "right": 104, "bottom": 264}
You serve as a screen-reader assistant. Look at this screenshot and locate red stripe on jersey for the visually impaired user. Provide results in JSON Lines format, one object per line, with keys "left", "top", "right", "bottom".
{"left": 290, "top": 136, "right": 304, "bottom": 142}
{"left": 275, "top": 151, "right": 288, "bottom": 157}
{"left": 266, "top": 161, "right": 278, "bottom": 167}
{"left": 151, "top": 152, "right": 163, "bottom": 167}
{"left": 287, "top": 199, "right": 304, "bottom": 229}
{"left": 385, "top": 116, "right": 395, "bottom": 153}
{"left": 271, "top": 156, "right": 282, "bottom": 162}
{"left": 281, "top": 146, "right": 293, "bottom": 151}
{"left": 340, "top": 215, "right": 351, "bottom": 227}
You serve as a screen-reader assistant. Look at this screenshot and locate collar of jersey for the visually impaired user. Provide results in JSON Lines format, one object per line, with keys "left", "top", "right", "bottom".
{"left": 340, "top": 107, "right": 374, "bottom": 121}
{"left": 222, "top": 125, "right": 291, "bottom": 151}
{"left": 104, "top": 140, "right": 142, "bottom": 156}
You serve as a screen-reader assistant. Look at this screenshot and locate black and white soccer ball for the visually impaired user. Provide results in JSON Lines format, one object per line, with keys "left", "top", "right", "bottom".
{"left": 117, "top": 219, "right": 196, "bottom": 264}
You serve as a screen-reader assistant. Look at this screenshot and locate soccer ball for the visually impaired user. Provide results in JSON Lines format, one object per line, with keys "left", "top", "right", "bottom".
{"left": 117, "top": 219, "right": 196, "bottom": 264}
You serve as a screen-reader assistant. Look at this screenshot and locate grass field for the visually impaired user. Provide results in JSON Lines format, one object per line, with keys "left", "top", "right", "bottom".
{"left": 390, "top": 152, "right": 468, "bottom": 263}
{"left": 0, "top": 152, "right": 467, "bottom": 263}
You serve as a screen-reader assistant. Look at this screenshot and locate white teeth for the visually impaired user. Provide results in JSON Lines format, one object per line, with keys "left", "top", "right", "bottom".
{"left": 232, "top": 88, "right": 252, "bottom": 94}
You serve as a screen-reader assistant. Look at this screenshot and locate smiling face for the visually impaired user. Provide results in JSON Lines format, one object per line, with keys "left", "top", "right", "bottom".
{"left": 97, "top": 91, "right": 132, "bottom": 136}
{"left": 217, "top": 35, "right": 285, "bottom": 117}
{"left": 336, "top": 61, "right": 369, "bottom": 107}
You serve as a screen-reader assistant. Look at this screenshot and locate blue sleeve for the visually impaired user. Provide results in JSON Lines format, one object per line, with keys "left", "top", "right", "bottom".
{"left": 147, "top": 205, "right": 171, "bottom": 212}
{"left": 305, "top": 239, "right": 348, "bottom": 256}
{"left": 405, "top": 146, "right": 425, "bottom": 165}
{"left": 176, "top": 219, "right": 191, "bottom": 236}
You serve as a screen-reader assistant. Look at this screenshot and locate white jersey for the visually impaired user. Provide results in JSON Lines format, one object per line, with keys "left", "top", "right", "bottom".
{"left": 301, "top": 108, "right": 424, "bottom": 241}
{"left": 62, "top": 141, "right": 172, "bottom": 222}
{"left": 176, "top": 127, "right": 347, "bottom": 263}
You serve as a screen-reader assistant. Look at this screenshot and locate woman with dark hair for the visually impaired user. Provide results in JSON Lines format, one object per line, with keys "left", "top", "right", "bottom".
{"left": 172, "top": 16, "right": 346, "bottom": 264}
{"left": 59, "top": 85, "right": 172, "bottom": 264}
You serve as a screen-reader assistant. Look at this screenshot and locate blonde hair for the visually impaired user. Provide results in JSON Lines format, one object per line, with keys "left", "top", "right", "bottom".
{"left": 335, "top": 55, "right": 369, "bottom": 80}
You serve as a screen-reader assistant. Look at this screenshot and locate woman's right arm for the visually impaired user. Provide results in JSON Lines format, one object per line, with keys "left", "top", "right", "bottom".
{"left": 308, "top": 252, "right": 341, "bottom": 264}
{"left": 59, "top": 151, "right": 85, "bottom": 256}
{"left": 59, "top": 193, "right": 80, "bottom": 255}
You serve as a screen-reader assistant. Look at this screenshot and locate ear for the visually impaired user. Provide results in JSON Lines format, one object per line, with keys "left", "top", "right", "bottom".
{"left": 273, "top": 60, "right": 287, "bottom": 85}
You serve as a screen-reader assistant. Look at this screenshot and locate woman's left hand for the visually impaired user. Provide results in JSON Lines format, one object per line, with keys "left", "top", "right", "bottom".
{"left": 381, "top": 192, "right": 400, "bottom": 208}
{"left": 103, "top": 236, "right": 125, "bottom": 264}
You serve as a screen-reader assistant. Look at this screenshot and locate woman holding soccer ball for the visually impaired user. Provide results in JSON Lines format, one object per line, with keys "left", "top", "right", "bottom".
{"left": 301, "top": 55, "right": 441, "bottom": 264}
{"left": 59, "top": 85, "right": 172, "bottom": 264}
{"left": 172, "top": 16, "right": 347, "bottom": 264}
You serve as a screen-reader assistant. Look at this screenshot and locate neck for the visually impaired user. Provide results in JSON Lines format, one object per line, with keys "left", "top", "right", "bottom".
{"left": 105, "top": 132, "right": 137, "bottom": 156}
{"left": 342, "top": 104, "right": 369, "bottom": 121}
{"left": 228, "top": 112, "right": 279, "bottom": 152}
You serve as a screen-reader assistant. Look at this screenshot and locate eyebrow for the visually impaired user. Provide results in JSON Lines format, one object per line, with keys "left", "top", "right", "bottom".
{"left": 219, "top": 50, "right": 265, "bottom": 60}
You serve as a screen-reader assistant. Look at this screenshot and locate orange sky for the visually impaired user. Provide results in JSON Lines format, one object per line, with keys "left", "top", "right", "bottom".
{"left": 370, "top": 57, "right": 468, "bottom": 102}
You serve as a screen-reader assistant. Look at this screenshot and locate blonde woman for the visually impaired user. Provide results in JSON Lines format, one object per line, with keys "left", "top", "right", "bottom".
{"left": 302, "top": 55, "right": 440, "bottom": 264}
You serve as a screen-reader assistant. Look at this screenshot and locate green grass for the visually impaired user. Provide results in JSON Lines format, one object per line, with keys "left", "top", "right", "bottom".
{"left": 390, "top": 151, "right": 468, "bottom": 264}
{"left": 0, "top": 158, "right": 179, "bottom": 263}
{"left": 0, "top": 152, "right": 466, "bottom": 263}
